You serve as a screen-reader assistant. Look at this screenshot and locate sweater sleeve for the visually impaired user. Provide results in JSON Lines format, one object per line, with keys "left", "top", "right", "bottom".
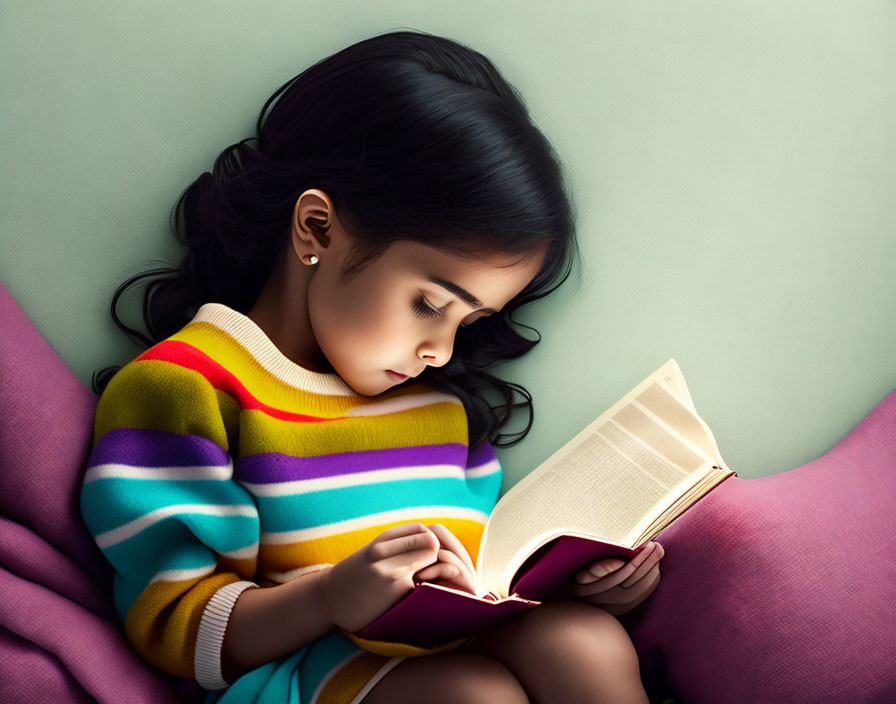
{"left": 79, "top": 355, "right": 261, "bottom": 690}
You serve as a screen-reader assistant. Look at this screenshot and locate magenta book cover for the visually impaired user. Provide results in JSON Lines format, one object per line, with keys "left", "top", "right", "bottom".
{"left": 356, "top": 535, "right": 645, "bottom": 647}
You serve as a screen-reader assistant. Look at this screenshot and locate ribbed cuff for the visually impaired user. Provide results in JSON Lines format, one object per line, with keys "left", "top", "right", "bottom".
{"left": 194, "top": 580, "right": 259, "bottom": 690}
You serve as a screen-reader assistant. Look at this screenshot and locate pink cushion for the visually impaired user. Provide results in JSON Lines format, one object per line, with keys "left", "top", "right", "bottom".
{"left": 0, "top": 284, "right": 106, "bottom": 580}
{"left": 624, "top": 387, "right": 896, "bottom": 703}
{"left": 0, "top": 281, "right": 202, "bottom": 703}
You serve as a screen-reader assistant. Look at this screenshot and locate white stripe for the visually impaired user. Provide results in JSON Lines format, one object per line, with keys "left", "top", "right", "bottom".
{"left": 344, "top": 390, "right": 463, "bottom": 416}
{"left": 214, "top": 541, "right": 259, "bottom": 560}
{"left": 95, "top": 504, "right": 258, "bottom": 549}
{"left": 148, "top": 565, "right": 216, "bottom": 585}
{"left": 243, "top": 464, "right": 466, "bottom": 497}
{"left": 261, "top": 506, "right": 489, "bottom": 545}
{"left": 83, "top": 462, "right": 232, "bottom": 484}
{"left": 463, "top": 458, "right": 501, "bottom": 479}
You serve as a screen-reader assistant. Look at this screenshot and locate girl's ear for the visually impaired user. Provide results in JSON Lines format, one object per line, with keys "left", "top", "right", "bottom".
{"left": 290, "top": 189, "right": 334, "bottom": 256}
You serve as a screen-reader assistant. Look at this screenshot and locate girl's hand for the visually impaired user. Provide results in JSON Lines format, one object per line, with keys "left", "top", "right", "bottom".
{"left": 568, "top": 541, "right": 665, "bottom": 616}
{"left": 412, "top": 523, "right": 478, "bottom": 596}
{"left": 319, "top": 523, "right": 447, "bottom": 632}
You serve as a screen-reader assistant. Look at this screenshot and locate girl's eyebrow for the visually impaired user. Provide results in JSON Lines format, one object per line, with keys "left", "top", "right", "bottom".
{"left": 427, "top": 275, "right": 496, "bottom": 313}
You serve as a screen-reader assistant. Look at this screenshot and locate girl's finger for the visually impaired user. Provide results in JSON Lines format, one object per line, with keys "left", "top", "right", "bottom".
{"left": 426, "top": 548, "right": 477, "bottom": 594}
{"left": 413, "top": 549, "right": 477, "bottom": 594}
{"left": 576, "top": 558, "right": 627, "bottom": 584}
{"left": 572, "top": 562, "right": 660, "bottom": 603}
{"left": 370, "top": 526, "right": 439, "bottom": 562}
{"left": 576, "top": 542, "right": 655, "bottom": 585}
{"left": 426, "top": 524, "right": 477, "bottom": 576}
{"left": 375, "top": 546, "right": 444, "bottom": 579}
{"left": 578, "top": 564, "right": 661, "bottom": 611}
{"left": 374, "top": 530, "right": 444, "bottom": 576}
{"left": 414, "top": 562, "right": 459, "bottom": 583}
{"left": 620, "top": 542, "right": 663, "bottom": 589}
{"left": 574, "top": 543, "right": 657, "bottom": 595}
{"left": 374, "top": 522, "right": 431, "bottom": 543}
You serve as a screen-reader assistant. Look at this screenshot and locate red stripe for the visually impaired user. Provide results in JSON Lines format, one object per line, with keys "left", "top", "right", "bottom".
{"left": 137, "top": 340, "right": 340, "bottom": 423}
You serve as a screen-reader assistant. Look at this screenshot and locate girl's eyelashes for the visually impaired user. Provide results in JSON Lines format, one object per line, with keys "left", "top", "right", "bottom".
{"left": 412, "top": 295, "right": 471, "bottom": 328}
{"left": 412, "top": 295, "right": 442, "bottom": 319}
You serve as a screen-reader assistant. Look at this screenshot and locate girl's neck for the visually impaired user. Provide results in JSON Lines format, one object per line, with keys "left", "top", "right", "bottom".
{"left": 246, "top": 256, "right": 335, "bottom": 375}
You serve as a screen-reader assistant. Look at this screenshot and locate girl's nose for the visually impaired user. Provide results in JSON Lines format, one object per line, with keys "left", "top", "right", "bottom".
{"left": 419, "top": 352, "right": 445, "bottom": 368}
{"left": 418, "top": 339, "right": 453, "bottom": 368}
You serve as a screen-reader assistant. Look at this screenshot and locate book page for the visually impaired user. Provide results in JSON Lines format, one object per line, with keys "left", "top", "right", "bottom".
{"left": 659, "top": 360, "right": 696, "bottom": 412}
{"left": 632, "top": 377, "right": 727, "bottom": 469}
{"left": 476, "top": 359, "right": 728, "bottom": 597}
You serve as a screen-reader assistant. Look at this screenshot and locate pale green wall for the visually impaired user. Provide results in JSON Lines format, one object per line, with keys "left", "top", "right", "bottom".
{"left": 2, "top": 1, "right": 893, "bottom": 487}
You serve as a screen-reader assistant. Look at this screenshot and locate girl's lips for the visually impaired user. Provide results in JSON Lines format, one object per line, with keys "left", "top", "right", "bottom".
{"left": 387, "top": 370, "right": 408, "bottom": 380}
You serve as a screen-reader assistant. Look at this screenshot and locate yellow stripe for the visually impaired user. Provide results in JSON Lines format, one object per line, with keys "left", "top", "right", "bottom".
{"left": 238, "top": 405, "right": 467, "bottom": 457}
{"left": 340, "top": 629, "right": 472, "bottom": 658}
{"left": 216, "top": 388, "right": 242, "bottom": 451}
{"left": 258, "top": 517, "right": 486, "bottom": 576}
{"left": 94, "top": 359, "right": 228, "bottom": 449}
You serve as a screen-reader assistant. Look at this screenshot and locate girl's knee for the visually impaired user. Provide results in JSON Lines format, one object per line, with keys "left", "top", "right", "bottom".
{"left": 456, "top": 653, "right": 529, "bottom": 704}
{"left": 363, "top": 651, "right": 528, "bottom": 704}
{"left": 520, "top": 600, "right": 641, "bottom": 671}
{"left": 536, "top": 600, "right": 638, "bottom": 668}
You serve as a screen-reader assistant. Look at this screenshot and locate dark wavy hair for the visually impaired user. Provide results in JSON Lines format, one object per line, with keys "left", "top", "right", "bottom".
{"left": 93, "top": 28, "right": 581, "bottom": 452}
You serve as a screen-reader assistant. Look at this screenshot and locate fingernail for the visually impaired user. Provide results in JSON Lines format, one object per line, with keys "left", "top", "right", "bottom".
{"left": 591, "top": 565, "right": 609, "bottom": 577}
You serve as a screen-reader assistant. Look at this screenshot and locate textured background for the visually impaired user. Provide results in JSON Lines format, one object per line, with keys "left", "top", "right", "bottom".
{"left": 2, "top": 0, "right": 893, "bottom": 487}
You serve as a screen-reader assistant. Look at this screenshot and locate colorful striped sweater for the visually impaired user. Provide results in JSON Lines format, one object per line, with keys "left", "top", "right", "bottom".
{"left": 79, "top": 302, "right": 503, "bottom": 703}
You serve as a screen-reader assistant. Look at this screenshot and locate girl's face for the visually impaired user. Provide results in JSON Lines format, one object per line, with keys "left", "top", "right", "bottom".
{"left": 311, "top": 235, "right": 546, "bottom": 397}
{"left": 253, "top": 190, "right": 548, "bottom": 398}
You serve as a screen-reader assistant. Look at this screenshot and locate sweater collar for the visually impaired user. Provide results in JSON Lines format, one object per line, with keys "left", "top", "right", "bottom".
{"left": 190, "top": 302, "right": 359, "bottom": 396}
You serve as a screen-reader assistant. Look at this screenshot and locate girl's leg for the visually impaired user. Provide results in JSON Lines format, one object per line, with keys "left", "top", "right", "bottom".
{"left": 463, "top": 599, "right": 649, "bottom": 704}
{"left": 360, "top": 650, "right": 529, "bottom": 704}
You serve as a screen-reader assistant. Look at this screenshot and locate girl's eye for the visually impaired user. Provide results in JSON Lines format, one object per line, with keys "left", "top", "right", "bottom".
{"left": 412, "top": 295, "right": 442, "bottom": 318}
{"left": 414, "top": 296, "right": 479, "bottom": 328}
{"left": 412, "top": 295, "right": 471, "bottom": 328}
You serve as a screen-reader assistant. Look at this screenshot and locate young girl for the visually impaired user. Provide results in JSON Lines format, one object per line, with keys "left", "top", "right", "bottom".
{"left": 80, "top": 29, "right": 664, "bottom": 704}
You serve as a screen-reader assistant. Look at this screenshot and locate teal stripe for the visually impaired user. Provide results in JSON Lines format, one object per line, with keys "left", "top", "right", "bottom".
{"left": 466, "top": 470, "right": 502, "bottom": 503}
{"left": 256, "top": 473, "right": 501, "bottom": 532}
{"left": 80, "top": 476, "right": 257, "bottom": 535}
{"left": 204, "top": 630, "right": 386, "bottom": 704}
{"left": 102, "top": 515, "right": 256, "bottom": 586}
{"left": 205, "top": 647, "right": 309, "bottom": 704}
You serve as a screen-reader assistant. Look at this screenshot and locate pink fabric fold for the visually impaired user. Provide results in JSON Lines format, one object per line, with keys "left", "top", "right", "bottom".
{"left": 625, "top": 387, "right": 896, "bottom": 703}
{"left": 0, "top": 281, "right": 204, "bottom": 704}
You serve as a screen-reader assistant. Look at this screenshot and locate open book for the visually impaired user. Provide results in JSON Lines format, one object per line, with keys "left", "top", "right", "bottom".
{"left": 355, "top": 358, "right": 736, "bottom": 648}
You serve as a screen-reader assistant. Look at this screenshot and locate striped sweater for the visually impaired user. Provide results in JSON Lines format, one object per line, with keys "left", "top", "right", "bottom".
{"left": 79, "top": 302, "right": 503, "bottom": 702}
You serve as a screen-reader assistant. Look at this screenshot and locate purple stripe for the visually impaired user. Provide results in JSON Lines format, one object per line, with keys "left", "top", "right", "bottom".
{"left": 236, "top": 443, "right": 469, "bottom": 484}
{"left": 88, "top": 428, "right": 230, "bottom": 468}
{"left": 467, "top": 439, "right": 497, "bottom": 469}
